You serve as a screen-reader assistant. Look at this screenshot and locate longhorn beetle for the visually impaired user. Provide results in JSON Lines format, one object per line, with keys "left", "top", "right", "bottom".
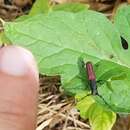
{"left": 86, "top": 36, "right": 129, "bottom": 94}
{"left": 84, "top": 36, "right": 129, "bottom": 109}
{"left": 86, "top": 62, "right": 98, "bottom": 95}
{"left": 85, "top": 62, "right": 113, "bottom": 109}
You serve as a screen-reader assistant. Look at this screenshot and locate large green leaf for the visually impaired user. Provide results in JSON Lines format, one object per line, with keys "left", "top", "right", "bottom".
{"left": 3, "top": 10, "right": 130, "bottom": 113}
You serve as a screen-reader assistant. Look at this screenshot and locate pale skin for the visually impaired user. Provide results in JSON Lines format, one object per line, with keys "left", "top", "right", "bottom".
{"left": 0, "top": 45, "right": 39, "bottom": 130}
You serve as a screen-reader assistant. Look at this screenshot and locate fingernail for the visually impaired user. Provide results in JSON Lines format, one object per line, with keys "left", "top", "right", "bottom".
{"left": 0, "top": 45, "right": 38, "bottom": 77}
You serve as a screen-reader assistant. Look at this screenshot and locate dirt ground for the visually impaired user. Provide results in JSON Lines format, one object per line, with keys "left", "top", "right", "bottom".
{"left": 0, "top": 0, "right": 130, "bottom": 130}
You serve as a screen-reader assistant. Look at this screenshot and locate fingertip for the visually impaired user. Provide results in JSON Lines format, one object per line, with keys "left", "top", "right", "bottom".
{"left": 0, "top": 45, "right": 39, "bottom": 79}
{"left": 0, "top": 45, "right": 39, "bottom": 130}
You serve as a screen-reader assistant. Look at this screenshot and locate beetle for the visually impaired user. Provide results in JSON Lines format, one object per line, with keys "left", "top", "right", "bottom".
{"left": 85, "top": 61, "right": 113, "bottom": 109}
{"left": 86, "top": 62, "right": 98, "bottom": 95}
{"left": 83, "top": 36, "right": 129, "bottom": 109}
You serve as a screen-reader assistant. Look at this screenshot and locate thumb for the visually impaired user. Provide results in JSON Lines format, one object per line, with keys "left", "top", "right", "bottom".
{"left": 0, "top": 45, "right": 39, "bottom": 130}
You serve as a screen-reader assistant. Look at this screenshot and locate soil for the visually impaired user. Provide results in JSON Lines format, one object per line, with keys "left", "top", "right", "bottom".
{"left": 0, "top": 0, "right": 130, "bottom": 130}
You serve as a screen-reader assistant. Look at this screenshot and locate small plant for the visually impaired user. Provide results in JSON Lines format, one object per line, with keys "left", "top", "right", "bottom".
{"left": 1, "top": 0, "right": 130, "bottom": 129}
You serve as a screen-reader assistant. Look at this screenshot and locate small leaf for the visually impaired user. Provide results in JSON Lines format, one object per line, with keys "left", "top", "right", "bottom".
{"left": 0, "top": 32, "right": 11, "bottom": 44}
{"left": 52, "top": 2, "right": 89, "bottom": 13}
{"left": 29, "top": 0, "right": 50, "bottom": 16}
{"left": 88, "top": 103, "right": 116, "bottom": 130}
{"left": 15, "top": 2, "right": 88, "bottom": 22}
{"left": 76, "top": 95, "right": 116, "bottom": 130}
{"left": 76, "top": 95, "right": 95, "bottom": 119}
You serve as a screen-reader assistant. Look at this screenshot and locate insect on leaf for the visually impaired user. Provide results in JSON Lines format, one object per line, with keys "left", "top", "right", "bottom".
{"left": 3, "top": 9, "right": 130, "bottom": 113}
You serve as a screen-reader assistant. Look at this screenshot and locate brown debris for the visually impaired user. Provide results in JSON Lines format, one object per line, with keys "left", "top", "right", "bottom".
{"left": 127, "top": 0, "right": 130, "bottom": 3}
{"left": 0, "top": 0, "right": 4, "bottom": 4}
{"left": 12, "top": 0, "right": 32, "bottom": 7}
{"left": 89, "top": 2, "right": 114, "bottom": 12}
{"left": 37, "top": 75, "right": 90, "bottom": 130}
{"left": 52, "top": 0, "right": 116, "bottom": 12}
{"left": 0, "top": 4, "right": 23, "bottom": 21}
{"left": 112, "top": 115, "right": 130, "bottom": 130}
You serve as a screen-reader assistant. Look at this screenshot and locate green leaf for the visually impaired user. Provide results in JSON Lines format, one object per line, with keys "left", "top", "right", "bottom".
{"left": 29, "top": 0, "right": 50, "bottom": 16}
{"left": 15, "top": 2, "right": 88, "bottom": 22}
{"left": 76, "top": 95, "right": 116, "bottom": 130}
{"left": 76, "top": 95, "right": 95, "bottom": 119}
{"left": 3, "top": 10, "right": 130, "bottom": 113}
{"left": 96, "top": 78, "right": 130, "bottom": 113}
{"left": 52, "top": 2, "right": 89, "bottom": 13}
{"left": 0, "top": 32, "right": 11, "bottom": 44}
{"left": 88, "top": 103, "right": 116, "bottom": 130}
{"left": 0, "top": 33, "right": 2, "bottom": 44}
{"left": 93, "top": 60, "right": 130, "bottom": 113}
{"left": 15, "top": 0, "right": 51, "bottom": 22}
{"left": 15, "top": 15, "right": 30, "bottom": 22}
{"left": 114, "top": 5, "right": 130, "bottom": 44}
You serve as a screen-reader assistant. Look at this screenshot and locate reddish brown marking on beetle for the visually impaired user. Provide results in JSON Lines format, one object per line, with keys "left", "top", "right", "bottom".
{"left": 86, "top": 62, "right": 96, "bottom": 80}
